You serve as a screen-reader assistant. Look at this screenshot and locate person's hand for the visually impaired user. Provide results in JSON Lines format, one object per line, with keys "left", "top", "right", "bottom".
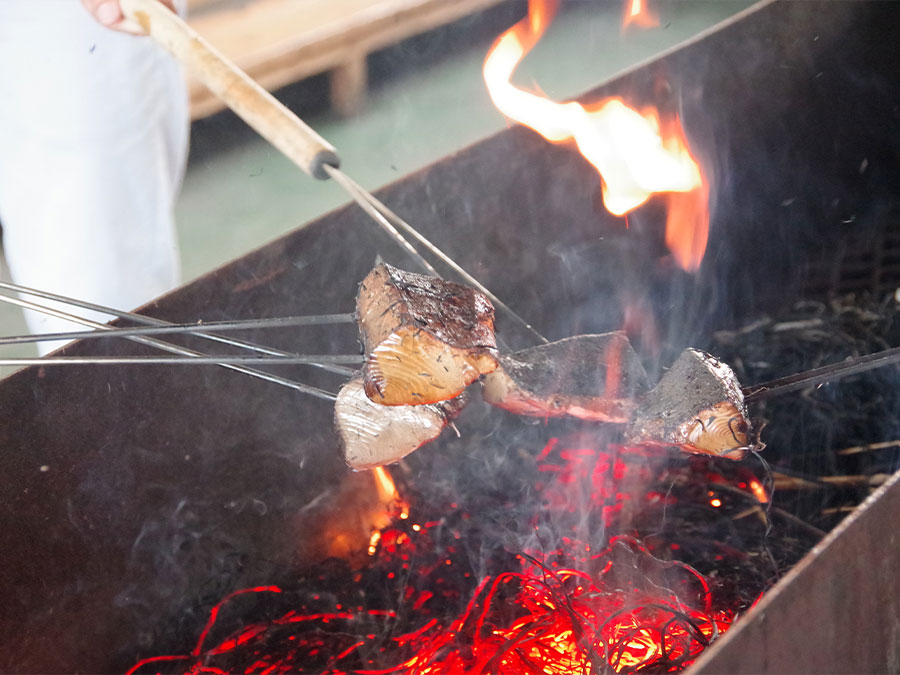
{"left": 81, "top": 0, "right": 176, "bottom": 32}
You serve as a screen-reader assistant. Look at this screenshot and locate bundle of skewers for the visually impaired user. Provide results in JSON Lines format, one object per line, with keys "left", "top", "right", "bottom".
{"left": 5, "top": 260, "right": 898, "bottom": 478}
{"left": 333, "top": 263, "right": 900, "bottom": 474}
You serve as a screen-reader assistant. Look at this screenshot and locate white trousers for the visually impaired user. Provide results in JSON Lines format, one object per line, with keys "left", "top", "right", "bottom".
{"left": 0, "top": 0, "right": 189, "bottom": 352}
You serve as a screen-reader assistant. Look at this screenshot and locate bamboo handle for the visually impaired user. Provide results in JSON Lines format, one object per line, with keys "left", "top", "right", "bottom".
{"left": 120, "top": 0, "right": 340, "bottom": 179}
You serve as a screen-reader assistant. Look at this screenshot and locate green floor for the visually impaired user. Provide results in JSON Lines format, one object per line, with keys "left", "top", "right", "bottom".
{"left": 0, "top": 0, "right": 754, "bottom": 362}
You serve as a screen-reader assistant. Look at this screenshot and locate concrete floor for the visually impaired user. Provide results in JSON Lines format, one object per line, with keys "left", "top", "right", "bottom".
{"left": 0, "top": 0, "right": 754, "bottom": 361}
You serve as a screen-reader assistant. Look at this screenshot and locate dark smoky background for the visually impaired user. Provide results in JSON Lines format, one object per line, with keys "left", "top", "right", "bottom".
{"left": 3, "top": 2, "right": 900, "bottom": 672}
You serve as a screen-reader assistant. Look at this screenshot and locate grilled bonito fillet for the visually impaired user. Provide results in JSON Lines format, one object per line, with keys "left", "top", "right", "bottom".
{"left": 336, "top": 372, "right": 469, "bottom": 470}
{"left": 357, "top": 264, "right": 498, "bottom": 406}
{"left": 482, "top": 332, "right": 650, "bottom": 423}
{"left": 626, "top": 348, "right": 751, "bottom": 460}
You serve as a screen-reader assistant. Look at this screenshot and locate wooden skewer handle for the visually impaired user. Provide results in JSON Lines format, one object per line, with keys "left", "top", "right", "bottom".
{"left": 120, "top": 0, "right": 340, "bottom": 179}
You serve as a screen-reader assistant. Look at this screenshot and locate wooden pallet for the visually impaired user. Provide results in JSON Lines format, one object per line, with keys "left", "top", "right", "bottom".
{"left": 185, "top": 0, "right": 506, "bottom": 118}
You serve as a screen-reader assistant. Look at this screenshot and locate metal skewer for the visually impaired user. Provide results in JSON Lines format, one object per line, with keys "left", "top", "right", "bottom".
{"left": 322, "top": 166, "right": 440, "bottom": 279}
{"left": 0, "top": 286, "right": 344, "bottom": 400}
{"left": 324, "top": 166, "right": 548, "bottom": 345}
{"left": 0, "top": 313, "right": 355, "bottom": 346}
{"left": 0, "top": 280, "right": 357, "bottom": 378}
{"left": 0, "top": 355, "right": 362, "bottom": 367}
{"left": 743, "top": 343, "right": 900, "bottom": 402}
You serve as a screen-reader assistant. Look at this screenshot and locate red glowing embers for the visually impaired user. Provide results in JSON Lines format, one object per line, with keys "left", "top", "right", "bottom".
{"left": 128, "top": 540, "right": 731, "bottom": 674}
{"left": 128, "top": 437, "right": 768, "bottom": 674}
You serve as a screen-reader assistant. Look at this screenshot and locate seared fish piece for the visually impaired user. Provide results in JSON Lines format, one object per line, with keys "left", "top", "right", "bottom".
{"left": 626, "top": 348, "right": 751, "bottom": 460}
{"left": 482, "top": 333, "right": 650, "bottom": 423}
{"left": 357, "top": 264, "right": 498, "bottom": 406}
{"left": 336, "top": 372, "right": 468, "bottom": 470}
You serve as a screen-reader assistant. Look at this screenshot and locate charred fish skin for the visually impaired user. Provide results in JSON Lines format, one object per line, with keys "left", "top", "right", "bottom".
{"left": 626, "top": 348, "right": 751, "bottom": 460}
{"left": 356, "top": 264, "right": 498, "bottom": 406}
{"left": 335, "top": 372, "right": 469, "bottom": 471}
{"left": 482, "top": 332, "right": 651, "bottom": 423}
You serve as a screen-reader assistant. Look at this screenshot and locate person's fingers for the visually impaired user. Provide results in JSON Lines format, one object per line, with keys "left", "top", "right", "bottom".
{"left": 80, "top": 0, "right": 178, "bottom": 32}
{"left": 81, "top": 0, "right": 123, "bottom": 27}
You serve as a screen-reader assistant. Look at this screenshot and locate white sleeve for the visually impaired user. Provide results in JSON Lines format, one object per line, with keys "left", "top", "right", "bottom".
{"left": 0, "top": 0, "right": 190, "bottom": 352}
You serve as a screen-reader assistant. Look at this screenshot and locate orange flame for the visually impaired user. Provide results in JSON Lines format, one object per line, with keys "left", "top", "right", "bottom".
{"left": 748, "top": 478, "right": 769, "bottom": 504}
{"left": 483, "top": 0, "right": 709, "bottom": 271}
{"left": 373, "top": 466, "right": 398, "bottom": 500}
{"left": 371, "top": 465, "right": 410, "bottom": 524}
{"left": 623, "top": 0, "right": 658, "bottom": 29}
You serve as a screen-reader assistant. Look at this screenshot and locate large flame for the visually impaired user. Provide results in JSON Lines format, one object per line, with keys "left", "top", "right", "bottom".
{"left": 483, "top": 0, "right": 709, "bottom": 271}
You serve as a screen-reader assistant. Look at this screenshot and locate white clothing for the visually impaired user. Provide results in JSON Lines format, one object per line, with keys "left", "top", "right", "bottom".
{"left": 0, "top": 0, "right": 189, "bottom": 353}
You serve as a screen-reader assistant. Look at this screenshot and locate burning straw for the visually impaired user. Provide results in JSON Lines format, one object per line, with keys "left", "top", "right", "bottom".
{"left": 129, "top": 435, "right": 805, "bottom": 675}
